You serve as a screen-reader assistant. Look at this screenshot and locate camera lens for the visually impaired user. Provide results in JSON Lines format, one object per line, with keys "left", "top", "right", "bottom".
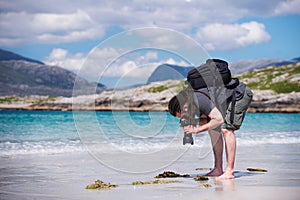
{"left": 183, "top": 133, "right": 194, "bottom": 145}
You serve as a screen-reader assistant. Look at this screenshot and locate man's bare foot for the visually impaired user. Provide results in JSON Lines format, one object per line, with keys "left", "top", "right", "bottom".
{"left": 216, "top": 169, "right": 234, "bottom": 179}
{"left": 205, "top": 168, "right": 223, "bottom": 177}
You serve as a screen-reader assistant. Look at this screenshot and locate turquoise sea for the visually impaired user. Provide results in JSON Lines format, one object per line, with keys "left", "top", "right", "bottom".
{"left": 0, "top": 111, "right": 300, "bottom": 156}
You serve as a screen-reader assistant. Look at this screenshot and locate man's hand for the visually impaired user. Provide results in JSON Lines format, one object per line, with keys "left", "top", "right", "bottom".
{"left": 183, "top": 125, "right": 199, "bottom": 134}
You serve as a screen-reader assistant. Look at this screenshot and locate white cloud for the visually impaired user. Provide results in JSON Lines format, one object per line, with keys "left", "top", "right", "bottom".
{"left": 43, "top": 47, "right": 159, "bottom": 80}
{"left": 196, "top": 21, "right": 271, "bottom": 50}
{"left": 164, "top": 58, "right": 191, "bottom": 66}
{"left": 32, "top": 10, "right": 92, "bottom": 33}
{"left": 84, "top": 47, "right": 126, "bottom": 78}
{"left": 237, "top": 22, "right": 272, "bottom": 46}
{"left": 274, "top": 0, "right": 300, "bottom": 15}
{"left": 109, "top": 61, "right": 158, "bottom": 79}
{"left": 100, "top": 51, "right": 159, "bottom": 77}
{"left": 43, "top": 47, "right": 133, "bottom": 80}
{"left": 44, "top": 48, "right": 85, "bottom": 72}
{"left": 0, "top": 9, "right": 104, "bottom": 46}
{"left": 43, "top": 47, "right": 191, "bottom": 81}
{"left": 0, "top": 0, "right": 287, "bottom": 48}
{"left": 103, "top": 56, "right": 191, "bottom": 80}
{"left": 134, "top": 28, "right": 198, "bottom": 50}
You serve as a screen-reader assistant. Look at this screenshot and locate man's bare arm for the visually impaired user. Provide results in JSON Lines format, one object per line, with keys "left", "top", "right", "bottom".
{"left": 183, "top": 107, "right": 224, "bottom": 134}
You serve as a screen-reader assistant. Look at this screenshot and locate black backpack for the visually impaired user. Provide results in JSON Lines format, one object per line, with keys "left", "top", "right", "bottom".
{"left": 186, "top": 59, "right": 240, "bottom": 124}
{"left": 187, "top": 59, "right": 239, "bottom": 89}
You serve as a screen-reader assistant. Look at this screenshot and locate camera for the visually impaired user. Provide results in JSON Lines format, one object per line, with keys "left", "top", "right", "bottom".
{"left": 183, "top": 133, "right": 194, "bottom": 145}
{"left": 180, "top": 116, "right": 198, "bottom": 145}
{"left": 177, "top": 87, "right": 200, "bottom": 145}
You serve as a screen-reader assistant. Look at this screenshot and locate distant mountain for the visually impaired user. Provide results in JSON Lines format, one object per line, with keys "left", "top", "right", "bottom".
{"left": 230, "top": 58, "right": 299, "bottom": 75}
{"left": 292, "top": 57, "right": 300, "bottom": 62}
{"left": 147, "top": 58, "right": 300, "bottom": 83}
{"left": 0, "top": 49, "right": 44, "bottom": 65}
{"left": 147, "top": 64, "right": 193, "bottom": 84}
{"left": 0, "top": 50, "right": 105, "bottom": 97}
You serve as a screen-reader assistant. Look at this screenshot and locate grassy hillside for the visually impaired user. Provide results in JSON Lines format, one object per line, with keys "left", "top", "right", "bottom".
{"left": 147, "top": 80, "right": 184, "bottom": 93}
{"left": 237, "top": 63, "right": 300, "bottom": 93}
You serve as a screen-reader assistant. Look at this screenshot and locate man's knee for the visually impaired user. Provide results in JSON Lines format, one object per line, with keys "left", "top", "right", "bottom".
{"left": 221, "top": 128, "right": 234, "bottom": 136}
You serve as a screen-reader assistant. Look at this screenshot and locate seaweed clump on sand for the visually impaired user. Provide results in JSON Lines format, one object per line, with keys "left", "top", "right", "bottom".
{"left": 199, "top": 183, "right": 212, "bottom": 188}
{"left": 155, "top": 171, "right": 190, "bottom": 178}
{"left": 247, "top": 168, "right": 268, "bottom": 172}
{"left": 85, "top": 180, "right": 118, "bottom": 189}
{"left": 195, "top": 168, "right": 212, "bottom": 171}
{"left": 194, "top": 176, "right": 209, "bottom": 181}
{"left": 132, "top": 179, "right": 180, "bottom": 185}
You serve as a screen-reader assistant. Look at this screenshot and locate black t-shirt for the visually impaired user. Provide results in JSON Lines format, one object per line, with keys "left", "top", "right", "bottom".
{"left": 194, "top": 88, "right": 214, "bottom": 116}
{"left": 193, "top": 82, "right": 246, "bottom": 117}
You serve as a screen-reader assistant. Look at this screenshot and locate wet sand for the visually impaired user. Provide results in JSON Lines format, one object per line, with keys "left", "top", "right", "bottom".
{"left": 0, "top": 143, "right": 299, "bottom": 200}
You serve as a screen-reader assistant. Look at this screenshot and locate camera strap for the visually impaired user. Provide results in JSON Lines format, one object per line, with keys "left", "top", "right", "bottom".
{"left": 194, "top": 90, "right": 212, "bottom": 101}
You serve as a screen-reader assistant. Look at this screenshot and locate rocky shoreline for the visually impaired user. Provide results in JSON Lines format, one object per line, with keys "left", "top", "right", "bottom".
{"left": 0, "top": 82, "right": 299, "bottom": 113}
{"left": 247, "top": 90, "right": 300, "bottom": 113}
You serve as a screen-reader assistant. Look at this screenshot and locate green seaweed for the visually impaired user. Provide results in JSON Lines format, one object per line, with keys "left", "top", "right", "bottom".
{"left": 132, "top": 179, "right": 180, "bottom": 185}
{"left": 195, "top": 167, "right": 212, "bottom": 171}
{"left": 85, "top": 180, "right": 118, "bottom": 189}
{"left": 194, "top": 176, "right": 209, "bottom": 181}
{"left": 247, "top": 168, "right": 268, "bottom": 172}
{"left": 155, "top": 171, "right": 190, "bottom": 178}
{"left": 199, "top": 183, "right": 212, "bottom": 188}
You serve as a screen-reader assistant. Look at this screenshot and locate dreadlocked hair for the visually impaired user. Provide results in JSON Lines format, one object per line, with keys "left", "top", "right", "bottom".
{"left": 168, "top": 90, "right": 188, "bottom": 116}
{"left": 168, "top": 96, "right": 180, "bottom": 116}
{"left": 168, "top": 89, "right": 198, "bottom": 117}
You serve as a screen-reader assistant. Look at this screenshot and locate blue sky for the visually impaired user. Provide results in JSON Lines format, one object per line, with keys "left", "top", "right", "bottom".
{"left": 0, "top": 0, "right": 299, "bottom": 87}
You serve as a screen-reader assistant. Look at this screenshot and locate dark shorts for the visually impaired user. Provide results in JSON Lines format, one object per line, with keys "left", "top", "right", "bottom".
{"left": 221, "top": 87, "right": 253, "bottom": 131}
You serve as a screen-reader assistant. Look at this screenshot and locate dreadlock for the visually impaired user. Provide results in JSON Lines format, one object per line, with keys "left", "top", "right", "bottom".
{"left": 168, "top": 95, "right": 180, "bottom": 116}
{"left": 168, "top": 87, "right": 199, "bottom": 118}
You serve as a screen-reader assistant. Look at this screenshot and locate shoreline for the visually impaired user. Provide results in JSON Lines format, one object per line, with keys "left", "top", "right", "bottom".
{"left": 0, "top": 107, "right": 299, "bottom": 113}
{"left": 1, "top": 108, "right": 300, "bottom": 113}
{"left": 0, "top": 104, "right": 299, "bottom": 113}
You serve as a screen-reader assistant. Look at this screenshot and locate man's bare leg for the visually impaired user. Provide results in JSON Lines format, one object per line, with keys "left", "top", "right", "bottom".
{"left": 217, "top": 129, "right": 236, "bottom": 179}
{"left": 206, "top": 129, "right": 223, "bottom": 176}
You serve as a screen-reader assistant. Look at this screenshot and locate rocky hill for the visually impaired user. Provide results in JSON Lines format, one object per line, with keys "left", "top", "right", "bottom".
{"left": 236, "top": 63, "right": 300, "bottom": 93}
{"left": 0, "top": 50, "right": 105, "bottom": 97}
{"left": 230, "top": 57, "right": 300, "bottom": 75}
{"left": 147, "top": 64, "right": 193, "bottom": 83}
{"left": 0, "top": 49, "right": 44, "bottom": 64}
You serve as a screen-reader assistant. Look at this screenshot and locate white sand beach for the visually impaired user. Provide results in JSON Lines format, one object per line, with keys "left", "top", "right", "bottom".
{"left": 1, "top": 142, "right": 299, "bottom": 200}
